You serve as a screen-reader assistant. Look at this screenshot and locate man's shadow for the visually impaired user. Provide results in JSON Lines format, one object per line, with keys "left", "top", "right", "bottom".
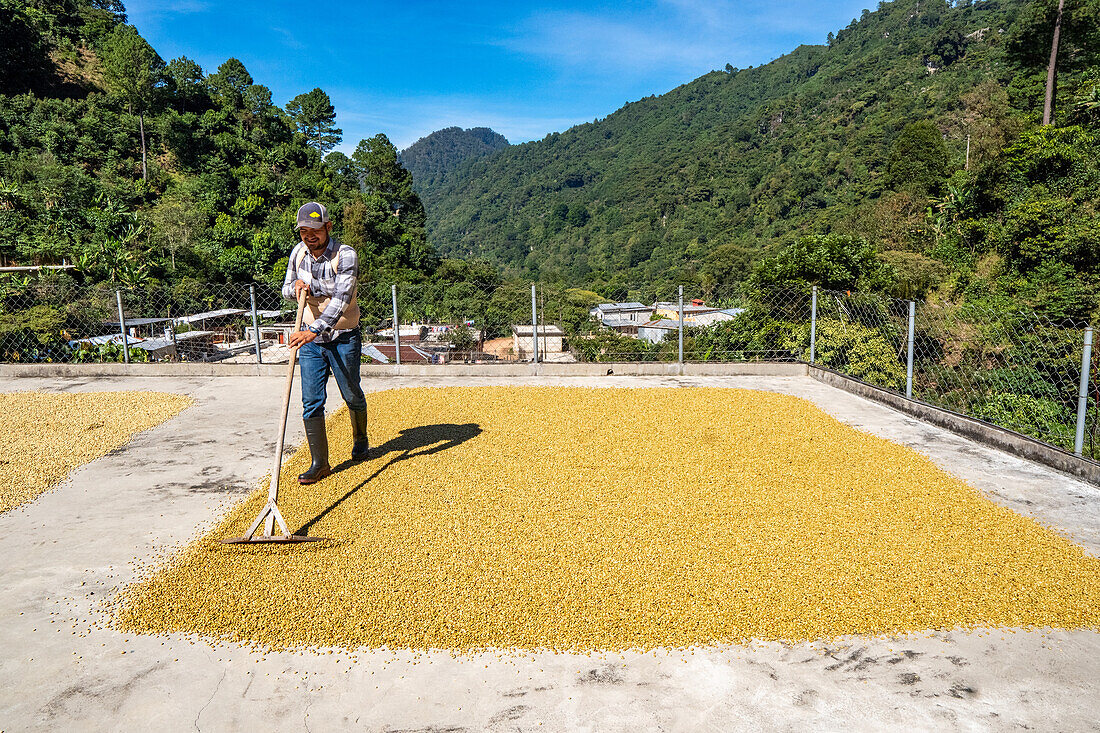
{"left": 295, "top": 422, "right": 482, "bottom": 536}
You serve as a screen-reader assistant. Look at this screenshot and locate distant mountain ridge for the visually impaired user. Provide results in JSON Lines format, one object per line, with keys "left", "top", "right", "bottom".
{"left": 419, "top": 0, "right": 1030, "bottom": 285}
{"left": 399, "top": 126, "right": 509, "bottom": 196}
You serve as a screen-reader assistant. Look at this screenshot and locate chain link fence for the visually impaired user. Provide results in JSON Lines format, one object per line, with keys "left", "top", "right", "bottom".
{"left": 811, "top": 289, "right": 1097, "bottom": 461}
{"left": 1, "top": 274, "right": 1095, "bottom": 460}
{"left": 0, "top": 278, "right": 292, "bottom": 364}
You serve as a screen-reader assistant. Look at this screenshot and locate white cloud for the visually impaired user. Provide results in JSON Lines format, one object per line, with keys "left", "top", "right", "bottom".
{"left": 497, "top": 1, "right": 762, "bottom": 78}
{"left": 502, "top": 11, "right": 717, "bottom": 73}
{"left": 271, "top": 27, "right": 304, "bottom": 51}
{"left": 497, "top": 0, "right": 866, "bottom": 78}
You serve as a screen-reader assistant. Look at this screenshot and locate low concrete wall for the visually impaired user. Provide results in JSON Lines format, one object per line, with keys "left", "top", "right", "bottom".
{"left": 0, "top": 362, "right": 283, "bottom": 377}
{"left": 4, "top": 359, "right": 1094, "bottom": 484}
{"left": 810, "top": 366, "right": 1100, "bottom": 487}
{"left": 0, "top": 361, "right": 810, "bottom": 379}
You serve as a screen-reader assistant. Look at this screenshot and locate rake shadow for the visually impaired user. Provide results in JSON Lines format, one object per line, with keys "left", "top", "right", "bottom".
{"left": 295, "top": 422, "right": 482, "bottom": 536}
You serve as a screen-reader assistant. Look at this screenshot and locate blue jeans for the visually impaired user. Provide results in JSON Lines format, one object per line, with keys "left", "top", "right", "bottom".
{"left": 299, "top": 330, "right": 367, "bottom": 420}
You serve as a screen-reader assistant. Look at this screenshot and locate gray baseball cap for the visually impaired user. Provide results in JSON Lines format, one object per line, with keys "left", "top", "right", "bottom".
{"left": 295, "top": 202, "right": 330, "bottom": 229}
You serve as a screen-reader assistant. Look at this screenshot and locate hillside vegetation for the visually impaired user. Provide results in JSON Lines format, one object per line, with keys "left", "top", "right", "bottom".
{"left": 422, "top": 0, "right": 1098, "bottom": 320}
{"left": 0, "top": 0, "right": 1096, "bottom": 329}
{"left": 400, "top": 126, "right": 509, "bottom": 196}
{"left": 0, "top": 0, "right": 436, "bottom": 290}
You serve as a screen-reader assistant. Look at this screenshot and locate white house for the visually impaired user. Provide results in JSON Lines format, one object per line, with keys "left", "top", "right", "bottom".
{"left": 512, "top": 324, "right": 565, "bottom": 361}
{"left": 637, "top": 319, "right": 681, "bottom": 344}
{"left": 637, "top": 308, "right": 745, "bottom": 344}
{"left": 685, "top": 308, "right": 745, "bottom": 327}
{"left": 590, "top": 302, "right": 653, "bottom": 326}
{"left": 374, "top": 324, "right": 428, "bottom": 342}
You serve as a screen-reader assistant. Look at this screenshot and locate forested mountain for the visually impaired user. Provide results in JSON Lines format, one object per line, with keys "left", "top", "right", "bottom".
{"left": 0, "top": 0, "right": 1097, "bottom": 330}
{"left": 400, "top": 127, "right": 509, "bottom": 196}
{"left": 423, "top": 0, "right": 1099, "bottom": 317}
{"left": 0, "top": 0, "right": 435, "bottom": 288}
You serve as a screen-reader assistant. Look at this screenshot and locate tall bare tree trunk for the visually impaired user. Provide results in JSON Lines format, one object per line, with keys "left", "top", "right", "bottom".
{"left": 1043, "top": 0, "right": 1066, "bottom": 125}
{"left": 139, "top": 111, "right": 148, "bottom": 181}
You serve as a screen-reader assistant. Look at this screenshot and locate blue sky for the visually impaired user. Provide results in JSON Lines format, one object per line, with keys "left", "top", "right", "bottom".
{"left": 126, "top": 0, "right": 871, "bottom": 153}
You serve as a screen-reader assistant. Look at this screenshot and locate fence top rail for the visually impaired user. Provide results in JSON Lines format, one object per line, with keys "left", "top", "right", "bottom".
{"left": 815, "top": 288, "right": 1093, "bottom": 331}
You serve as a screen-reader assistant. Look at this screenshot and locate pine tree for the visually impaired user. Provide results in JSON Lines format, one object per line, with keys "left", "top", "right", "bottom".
{"left": 101, "top": 24, "right": 162, "bottom": 181}
{"left": 207, "top": 58, "right": 253, "bottom": 109}
{"left": 285, "top": 88, "right": 342, "bottom": 157}
{"left": 345, "top": 134, "right": 436, "bottom": 275}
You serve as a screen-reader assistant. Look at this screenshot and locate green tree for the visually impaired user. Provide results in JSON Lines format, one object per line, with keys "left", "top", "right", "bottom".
{"left": 285, "top": 88, "right": 342, "bottom": 157}
{"left": 751, "top": 234, "right": 895, "bottom": 292}
{"left": 566, "top": 204, "right": 589, "bottom": 227}
{"left": 1006, "top": 0, "right": 1100, "bottom": 71}
{"left": 344, "top": 134, "right": 435, "bottom": 277}
{"left": 928, "top": 25, "right": 967, "bottom": 68}
{"left": 886, "top": 121, "right": 949, "bottom": 195}
{"left": 1006, "top": 0, "right": 1100, "bottom": 117}
{"left": 206, "top": 58, "right": 253, "bottom": 109}
{"left": 324, "top": 151, "right": 358, "bottom": 189}
{"left": 1042, "top": 0, "right": 1067, "bottom": 124}
{"left": 814, "top": 320, "right": 906, "bottom": 390}
{"left": 163, "top": 56, "right": 207, "bottom": 111}
{"left": 100, "top": 24, "right": 163, "bottom": 181}
{"left": 0, "top": 2, "right": 52, "bottom": 95}
{"left": 352, "top": 134, "right": 422, "bottom": 214}
{"left": 147, "top": 189, "right": 206, "bottom": 270}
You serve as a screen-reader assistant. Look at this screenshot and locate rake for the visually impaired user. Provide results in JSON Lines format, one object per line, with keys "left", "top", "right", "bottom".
{"left": 223, "top": 288, "right": 327, "bottom": 544}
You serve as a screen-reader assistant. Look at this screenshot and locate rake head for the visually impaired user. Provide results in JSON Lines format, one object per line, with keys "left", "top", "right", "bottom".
{"left": 220, "top": 534, "right": 326, "bottom": 544}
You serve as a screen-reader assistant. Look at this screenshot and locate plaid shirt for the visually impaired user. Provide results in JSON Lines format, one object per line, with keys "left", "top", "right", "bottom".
{"left": 281, "top": 237, "right": 358, "bottom": 343}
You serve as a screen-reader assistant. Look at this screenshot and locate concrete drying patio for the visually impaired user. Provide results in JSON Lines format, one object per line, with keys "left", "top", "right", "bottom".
{"left": 1, "top": 373, "right": 1098, "bottom": 732}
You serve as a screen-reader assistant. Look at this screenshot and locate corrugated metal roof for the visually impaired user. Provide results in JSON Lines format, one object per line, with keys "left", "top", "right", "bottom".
{"left": 367, "top": 343, "right": 434, "bottom": 363}
{"left": 362, "top": 343, "right": 390, "bottom": 363}
{"left": 103, "top": 317, "right": 172, "bottom": 327}
{"left": 174, "top": 308, "right": 247, "bottom": 324}
{"left": 593, "top": 302, "right": 648, "bottom": 311}
{"left": 654, "top": 302, "right": 719, "bottom": 313}
{"left": 68, "top": 333, "right": 134, "bottom": 347}
{"left": 134, "top": 330, "right": 217, "bottom": 351}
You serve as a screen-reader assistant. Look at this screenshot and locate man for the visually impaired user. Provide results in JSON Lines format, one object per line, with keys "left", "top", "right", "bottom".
{"left": 283, "top": 201, "right": 369, "bottom": 484}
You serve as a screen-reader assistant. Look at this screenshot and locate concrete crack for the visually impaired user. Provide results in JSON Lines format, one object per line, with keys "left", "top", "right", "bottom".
{"left": 194, "top": 669, "right": 227, "bottom": 732}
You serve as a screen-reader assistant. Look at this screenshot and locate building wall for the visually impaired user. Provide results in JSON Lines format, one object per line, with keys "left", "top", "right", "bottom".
{"left": 513, "top": 334, "right": 564, "bottom": 359}
{"left": 638, "top": 326, "right": 676, "bottom": 344}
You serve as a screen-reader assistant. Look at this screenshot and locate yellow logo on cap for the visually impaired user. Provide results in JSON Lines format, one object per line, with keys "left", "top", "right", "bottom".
{"left": 310, "top": 212, "right": 320, "bottom": 218}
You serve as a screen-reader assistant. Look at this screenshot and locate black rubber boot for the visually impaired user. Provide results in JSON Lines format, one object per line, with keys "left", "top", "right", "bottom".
{"left": 298, "top": 416, "right": 331, "bottom": 485}
{"left": 350, "top": 408, "right": 369, "bottom": 461}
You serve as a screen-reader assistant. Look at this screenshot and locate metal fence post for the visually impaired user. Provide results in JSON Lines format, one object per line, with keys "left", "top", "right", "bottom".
{"left": 531, "top": 283, "right": 539, "bottom": 364}
{"left": 809, "top": 286, "right": 817, "bottom": 365}
{"left": 678, "top": 285, "right": 684, "bottom": 366}
{"left": 906, "top": 300, "right": 916, "bottom": 398}
{"left": 249, "top": 284, "right": 262, "bottom": 365}
{"left": 115, "top": 289, "right": 129, "bottom": 364}
{"left": 391, "top": 284, "right": 401, "bottom": 366}
{"left": 1076, "top": 327, "right": 1094, "bottom": 456}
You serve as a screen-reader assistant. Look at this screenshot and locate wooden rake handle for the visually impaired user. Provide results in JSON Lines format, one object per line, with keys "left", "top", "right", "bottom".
{"left": 268, "top": 288, "right": 309, "bottom": 508}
